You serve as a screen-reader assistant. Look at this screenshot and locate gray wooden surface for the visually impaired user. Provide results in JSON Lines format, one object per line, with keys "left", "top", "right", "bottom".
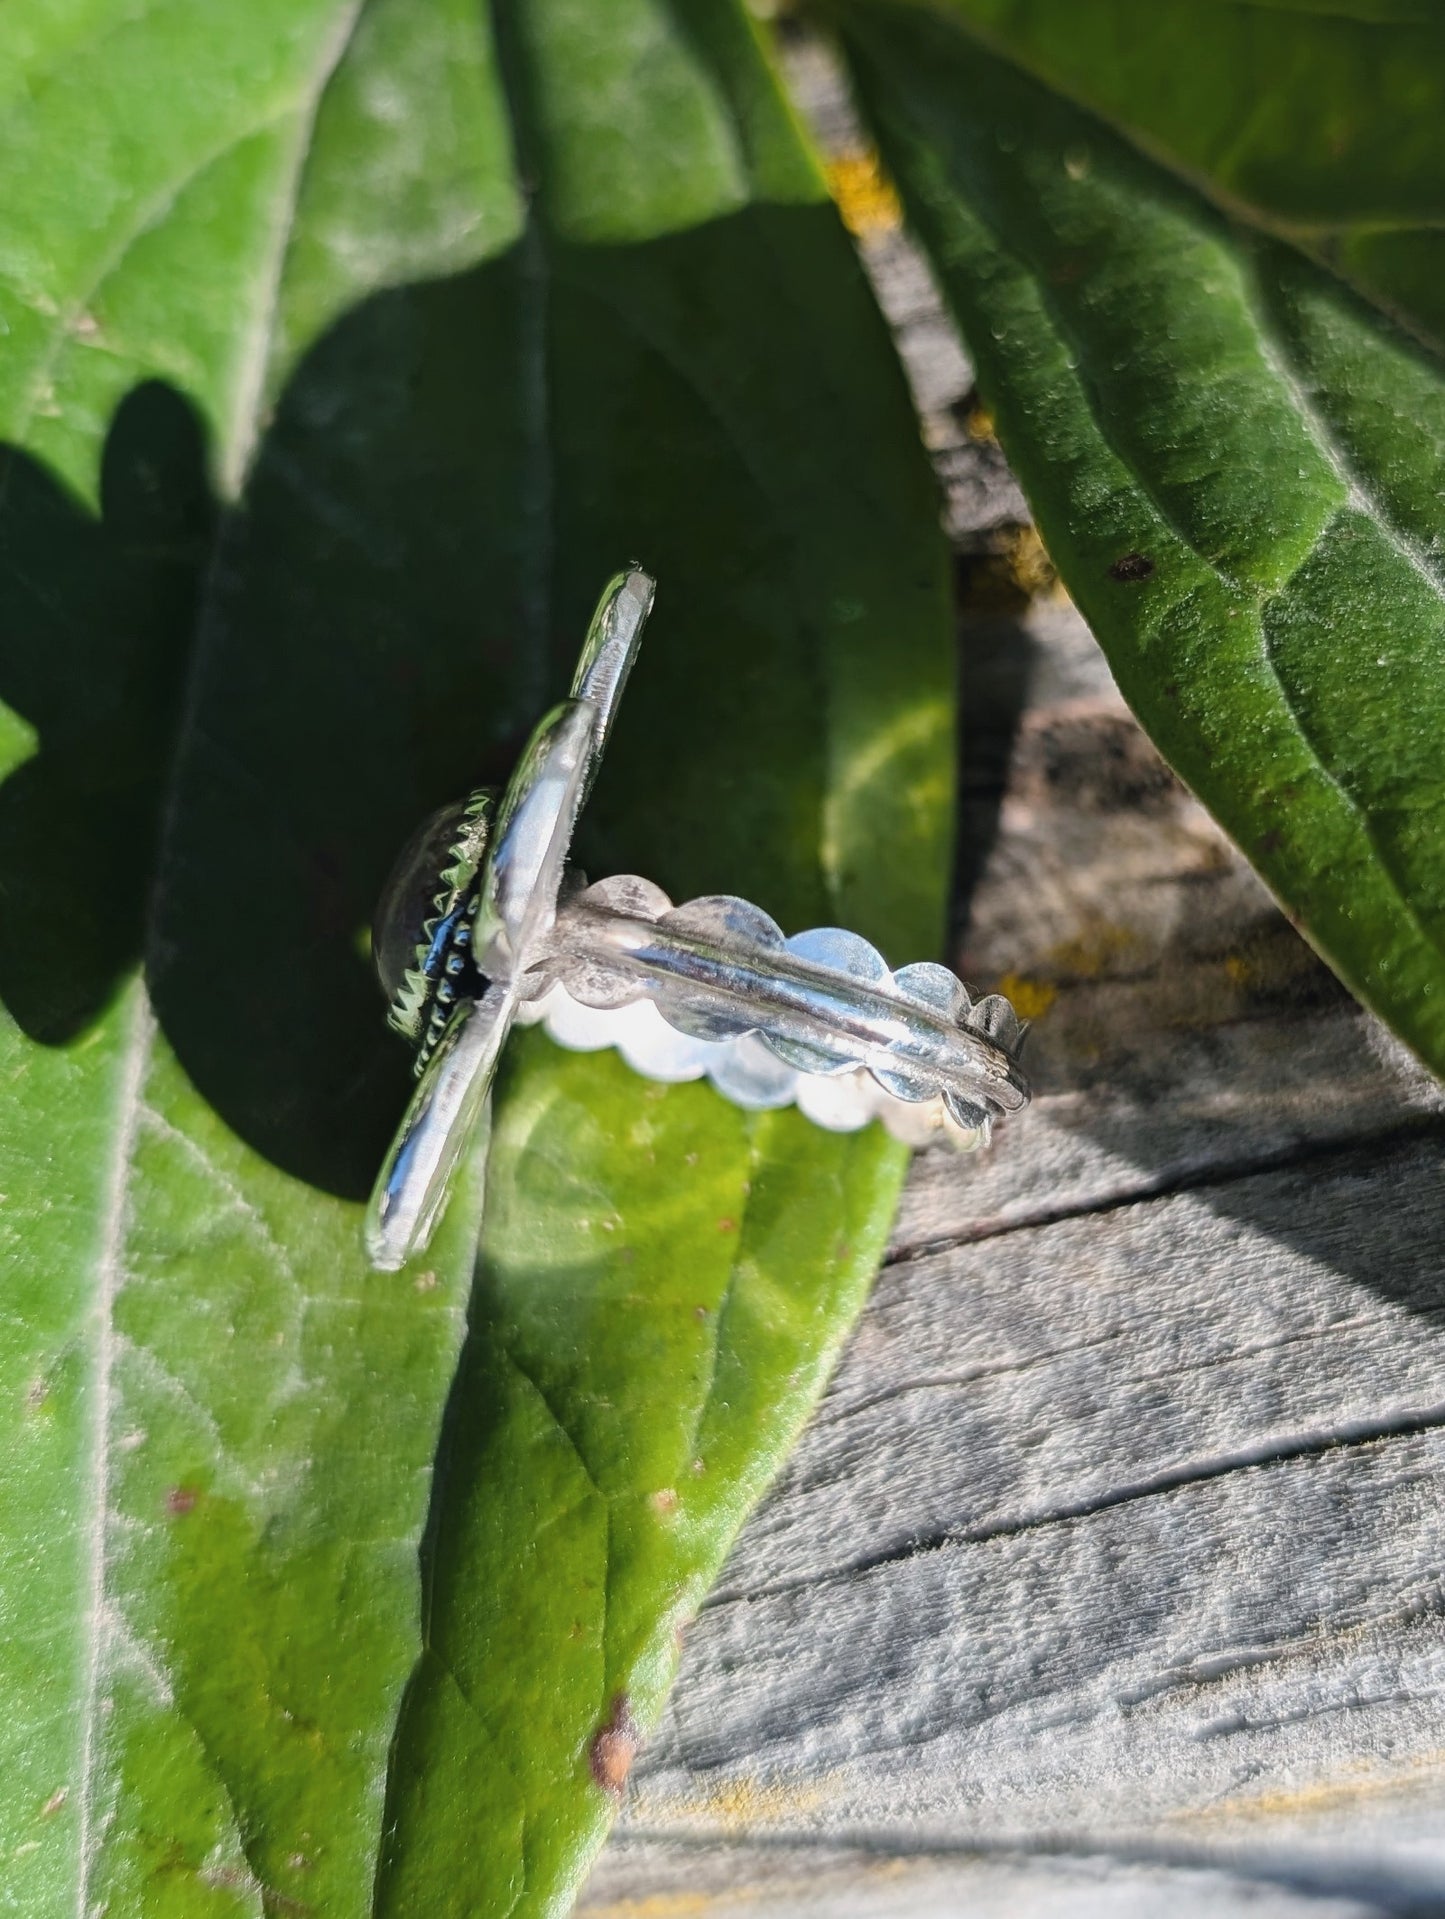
{"left": 577, "top": 39, "right": 1445, "bottom": 1916}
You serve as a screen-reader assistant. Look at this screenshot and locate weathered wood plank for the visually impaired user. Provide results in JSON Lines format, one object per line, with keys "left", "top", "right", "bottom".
{"left": 619, "top": 1135, "right": 1445, "bottom": 1812}
{"left": 577, "top": 33, "right": 1445, "bottom": 1913}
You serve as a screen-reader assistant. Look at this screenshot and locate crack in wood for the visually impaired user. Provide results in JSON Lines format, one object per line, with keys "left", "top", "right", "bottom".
{"left": 884, "top": 1114, "right": 1445, "bottom": 1267}
{"left": 708, "top": 1398, "right": 1445, "bottom": 1607}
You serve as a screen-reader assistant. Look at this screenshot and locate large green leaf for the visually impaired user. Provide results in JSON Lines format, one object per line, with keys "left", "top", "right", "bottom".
{"left": 377, "top": 1040, "right": 907, "bottom": 1915}
{"left": 1, "top": 7, "right": 506, "bottom": 1911}
{"left": 890, "top": 0, "right": 1445, "bottom": 353}
{"left": 0, "top": 0, "right": 949, "bottom": 1913}
{"left": 840, "top": 2, "right": 1445, "bottom": 1077}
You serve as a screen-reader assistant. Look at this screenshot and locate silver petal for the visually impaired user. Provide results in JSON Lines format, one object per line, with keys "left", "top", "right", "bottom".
{"left": 707, "top": 1035, "right": 799, "bottom": 1110}
{"left": 650, "top": 895, "right": 786, "bottom": 1043}
{"left": 969, "top": 993, "right": 1024, "bottom": 1051}
{"left": 765, "top": 927, "right": 891, "bottom": 1076}
{"left": 366, "top": 984, "right": 511, "bottom": 1271}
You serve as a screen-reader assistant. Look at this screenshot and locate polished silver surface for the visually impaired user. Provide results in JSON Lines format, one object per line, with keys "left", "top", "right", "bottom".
{"left": 570, "top": 566, "right": 653, "bottom": 801}
{"left": 470, "top": 700, "right": 593, "bottom": 983}
{"left": 367, "top": 566, "right": 1032, "bottom": 1269}
{"left": 368, "top": 985, "right": 508, "bottom": 1269}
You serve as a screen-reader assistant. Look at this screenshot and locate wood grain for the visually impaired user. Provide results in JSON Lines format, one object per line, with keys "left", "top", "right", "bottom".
{"left": 578, "top": 35, "right": 1445, "bottom": 1916}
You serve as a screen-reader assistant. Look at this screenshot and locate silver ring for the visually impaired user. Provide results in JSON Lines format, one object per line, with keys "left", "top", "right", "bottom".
{"left": 366, "top": 569, "right": 1031, "bottom": 1270}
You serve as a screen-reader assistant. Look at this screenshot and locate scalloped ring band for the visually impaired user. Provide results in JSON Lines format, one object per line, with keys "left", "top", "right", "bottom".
{"left": 366, "top": 570, "right": 1032, "bottom": 1270}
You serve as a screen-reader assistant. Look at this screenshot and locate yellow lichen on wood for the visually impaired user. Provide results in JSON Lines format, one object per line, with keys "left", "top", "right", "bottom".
{"left": 1047, "top": 923, "right": 1141, "bottom": 978}
{"left": 632, "top": 1772, "right": 834, "bottom": 1830}
{"left": 991, "top": 972, "right": 1057, "bottom": 1022}
{"left": 1002, "top": 524, "right": 1059, "bottom": 599}
{"left": 826, "top": 149, "right": 902, "bottom": 237}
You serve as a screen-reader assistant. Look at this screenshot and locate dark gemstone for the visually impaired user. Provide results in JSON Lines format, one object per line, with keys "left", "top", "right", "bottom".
{"left": 373, "top": 798, "right": 479, "bottom": 1009}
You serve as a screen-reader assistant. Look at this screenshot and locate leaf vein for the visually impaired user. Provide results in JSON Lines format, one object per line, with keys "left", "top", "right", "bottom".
{"left": 217, "top": 0, "right": 369, "bottom": 495}
{"left": 686, "top": 1125, "right": 767, "bottom": 1469}
{"left": 2, "top": 106, "right": 299, "bottom": 458}
{"left": 137, "top": 1104, "right": 300, "bottom": 1286}
{"left": 501, "top": 1343, "right": 608, "bottom": 1509}
{"left": 115, "top": 1334, "right": 268, "bottom": 1503}
{"left": 76, "top": 984, "right": 152, "bottom": 1919}
{"left": 1243, "top": 254, "right": 1445, "bottom": 603}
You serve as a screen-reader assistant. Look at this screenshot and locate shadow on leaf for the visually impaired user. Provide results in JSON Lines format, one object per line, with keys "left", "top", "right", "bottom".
{"left": 0, "top": 383, "right": 212, "bottom": 1044}
{"left": 0, "top": 203, "right": 942, "bottom": 1207}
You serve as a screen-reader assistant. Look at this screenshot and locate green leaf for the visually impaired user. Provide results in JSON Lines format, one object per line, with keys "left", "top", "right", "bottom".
{"left": 1, "top": 4, "right": 519, "bottom": 1912}
{"left": 840, "top": 3, "right": 1445, "bottom": 1079}
{"left": 884, "top": 0, "right": 1445, "bottom": 353}
{"left": 0, "top": 1, "right": 949, "bottom": 1914}
{"left": 378, "top": 1039, "right": 907, "bottom": 1915}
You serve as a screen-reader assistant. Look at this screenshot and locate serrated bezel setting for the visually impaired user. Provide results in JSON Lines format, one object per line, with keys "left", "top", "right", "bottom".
{"left": 376, "top": 786, "right": 495, "bottom": 1068}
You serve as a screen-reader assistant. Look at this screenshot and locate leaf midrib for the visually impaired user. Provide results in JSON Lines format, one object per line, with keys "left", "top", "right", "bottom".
{"left": 1241, "top": 249, "right": 1445, "bottom": 601}
{"left": 75, "top": 987, "right": 149, "bottom": 1914}
{"left": 216, "top": 1, "right": 370, "bottom": 496}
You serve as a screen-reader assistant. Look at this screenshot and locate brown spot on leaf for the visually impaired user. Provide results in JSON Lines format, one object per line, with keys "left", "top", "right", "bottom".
{"left": 693, "top": 1304, "right": 708, "bottom": 1320}
{"left": 41, "top": 1788, "right": 67, "bottom": 1817}
{"left": 412, "top": 1270, "right": 438, "bottom": 1293}
{"left": 1109, "top": 552, "right": 1154, "bottom": 583}
{"left": 165, "top": 1486, "right": 198, "bottom": 1518}
{"left": 588, "top": 1694, "right": 638, "bottom": 1796}
{"left": 1256, "top": 829, "right": 1283, "bottom": 856}
{"left": 650, "top": 1488, "right": 679, "bottom": 1515}
{"left": 716, "top": 1217, "right": 736, "bottom": 1234}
